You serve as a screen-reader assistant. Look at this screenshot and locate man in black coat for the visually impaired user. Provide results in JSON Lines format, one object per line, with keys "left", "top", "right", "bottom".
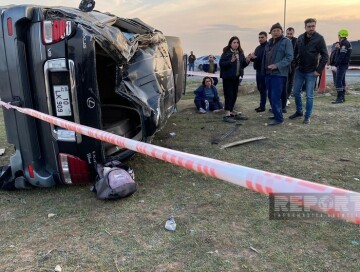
{"left": 283, "top": 27, "right": 297, "bottom": 110}
{"left": 289, "top": 18, "right": 328, "bottom": 124}
{"left": 250, "top": 31, "right": 268, "bottom": 112}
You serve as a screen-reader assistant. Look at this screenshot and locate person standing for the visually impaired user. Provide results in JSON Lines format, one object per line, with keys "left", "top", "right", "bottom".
{"left": 283, "top": 27, "right": 298, "bottom": 109}
{"left": 332, "top": 29, "right": 352, "bottom": 104}
{"left": 202, "top": 55, "right": 218, "bottom": 86}
{"left": 289, "top": 18, "right": 328, "bottom": 124}
{"left": 329, "top": 41, "right": 340, "bottom": 86}
{"left": 250, "top": 31, "right": 268, "bottom": 112}
{"left": 219, "top": 36, "right": 251, "bottom": 123}
{"left": 188, "top": 51, "right": 196, "bottom": 72}
{"left": 262, "top": 23, "right": 293, "bottom": 126}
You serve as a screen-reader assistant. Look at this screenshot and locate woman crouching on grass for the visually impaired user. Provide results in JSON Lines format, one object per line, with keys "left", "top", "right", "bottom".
{"left": 194, "top": 76, "right": 223, "bottom": 114}
{"left": 219, "top": 36, "right": 251, "bottom": 123}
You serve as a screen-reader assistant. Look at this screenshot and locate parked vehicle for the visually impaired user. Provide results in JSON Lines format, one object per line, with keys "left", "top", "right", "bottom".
{"left": 349, "top": 40, "right": 360, "bottom": 66}
{"left": 194, "top": 55, "right": 221, "bottom": 70}
{"left": 0, "top": 4, "right": 186, "bottom": 188}
{"left": 328, "top": 40, "right": 360, "bottom": 66}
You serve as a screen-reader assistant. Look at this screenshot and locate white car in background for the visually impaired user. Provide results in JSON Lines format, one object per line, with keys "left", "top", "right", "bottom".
{"left": 194, "top": 55, "right": 221, "bottom": 70}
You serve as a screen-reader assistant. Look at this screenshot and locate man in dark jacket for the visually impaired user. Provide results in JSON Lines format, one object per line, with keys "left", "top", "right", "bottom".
{"left": 332, "top": 29, "right": 352, "bottom": 104}
{"left": 251, "top": 31, "right": 268, "bottom": 112}
{"left": 289, "top": 18, "right": 328, "bottom": 124}
{"left": 283, "top": 27, "right": 297, "bottom": 110}
{"left": 329, "top": 41, "right": 340, "bottom": 86}
{"left": 202, "top": 55, "right": 218, "bottom": 86}
{"left": 262, "top": 23, "right": 293, "bottom": 126}
{"left": 188, "top": 51, "right": 196, "bottom": 72}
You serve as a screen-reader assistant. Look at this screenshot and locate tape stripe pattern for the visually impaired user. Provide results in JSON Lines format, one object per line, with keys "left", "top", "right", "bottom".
{"left": 0, "top": 100, "right": 359, "bottom": 224}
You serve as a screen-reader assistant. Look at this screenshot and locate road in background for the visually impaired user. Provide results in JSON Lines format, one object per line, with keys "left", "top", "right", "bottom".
{"left": 188, "top": 66, "right": 360, "bottom": 84}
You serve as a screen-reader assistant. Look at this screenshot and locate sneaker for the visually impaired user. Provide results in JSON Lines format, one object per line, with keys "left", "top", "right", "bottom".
{"left": 268, "top": 120, "right": 284, "bottom": 126}
{"left": 231, "top": 114, "right": 248, "bottom": 120}
{"left": 255, "top": 108, "right": 265, "bottom": 112}
{"left": 289, "top": 111, "right": 303, "bottom": 119}
{"left": 199, "top": 108, "right": 206, "bottom": 114}
{"left": 286, "top": 99, "right": 291, "bottom": 106}
{"left": 303, "top": 117, "right": 310, "bottom": 124}
{"left": 223, "top": 115, "right": 236, "bottom": 123}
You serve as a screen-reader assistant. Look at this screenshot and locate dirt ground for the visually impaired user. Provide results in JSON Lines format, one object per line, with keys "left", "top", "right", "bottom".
{"left": 0, "top": 82, "right": 359, "bottom": 271}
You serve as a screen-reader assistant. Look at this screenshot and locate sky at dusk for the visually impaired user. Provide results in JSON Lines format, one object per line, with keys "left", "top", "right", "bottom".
{"left": 1, "top": 0, "right": 359, "bottom": 58}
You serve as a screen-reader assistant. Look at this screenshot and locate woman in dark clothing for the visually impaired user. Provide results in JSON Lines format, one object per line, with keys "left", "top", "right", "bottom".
{"left": 219, "top": 36, "right": 251, "bottom": 123}
{"left": 194, "top": 77, "right": 223, "bottom": 113}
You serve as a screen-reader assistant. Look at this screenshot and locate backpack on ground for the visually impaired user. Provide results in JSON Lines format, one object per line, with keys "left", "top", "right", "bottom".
{"left": 92, "top": 160, "right": 136, "bottom": 200}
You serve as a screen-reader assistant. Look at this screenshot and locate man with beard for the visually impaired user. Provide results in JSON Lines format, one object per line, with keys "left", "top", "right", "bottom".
{"left": 289, "top": 18, "right": 328, "bottom": 124}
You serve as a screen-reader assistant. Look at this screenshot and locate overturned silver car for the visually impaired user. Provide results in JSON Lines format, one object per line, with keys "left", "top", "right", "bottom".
{"left": 0, "top": 4, "right": 186, "bottom": 188}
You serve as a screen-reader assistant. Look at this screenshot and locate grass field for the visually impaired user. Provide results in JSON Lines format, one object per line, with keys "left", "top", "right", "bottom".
{"left": 0, "top": 81, "right": 359, "bottom": 271}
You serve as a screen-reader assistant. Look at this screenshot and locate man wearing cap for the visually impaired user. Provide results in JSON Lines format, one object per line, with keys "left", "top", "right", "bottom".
{"left": 262, "top": 23, "right": 293, "bottom": 126}
{"left": 289, "top": 18, "right": 328, "bottom": 124}
{"left": 332, "top": 29, "right": 352, "bottom": 104}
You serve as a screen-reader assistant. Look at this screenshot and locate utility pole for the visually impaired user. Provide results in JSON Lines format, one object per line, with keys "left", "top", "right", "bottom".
{"left": 283, "top": 0, "right": 287, "bottom": 29}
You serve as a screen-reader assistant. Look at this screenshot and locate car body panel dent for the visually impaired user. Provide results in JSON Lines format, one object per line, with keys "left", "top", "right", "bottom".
{"left": 47, "top": 7, "right": 176, "bottom": 132}
{"left": 0, "top": 4, "right": 185, "bottom": 187}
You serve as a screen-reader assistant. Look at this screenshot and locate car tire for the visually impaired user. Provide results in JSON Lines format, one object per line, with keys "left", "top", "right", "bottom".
{"left": 198, "top": 64, "right": 203, "bottom": 70}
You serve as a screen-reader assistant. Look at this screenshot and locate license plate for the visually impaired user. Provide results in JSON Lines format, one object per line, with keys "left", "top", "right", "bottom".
{"left": 53, "top": 85, "right": 72, "bottom": 117}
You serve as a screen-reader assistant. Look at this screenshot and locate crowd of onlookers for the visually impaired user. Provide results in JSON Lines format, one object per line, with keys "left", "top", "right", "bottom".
{"left": 189, "top": 18, "right": 352, "bottom": 126}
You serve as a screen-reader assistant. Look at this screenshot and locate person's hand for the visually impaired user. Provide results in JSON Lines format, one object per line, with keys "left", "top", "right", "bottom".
{"left": 314, "top": 71, "right": 320, "bottom": 76}
{"left": 231, "top": 54, "right": 237, "bottom": 62}
{"left": 267, "top": 64, "right": 277, "bottom": 70}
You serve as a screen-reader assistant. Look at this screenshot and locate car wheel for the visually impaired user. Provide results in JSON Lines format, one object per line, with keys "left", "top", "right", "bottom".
{"left": 198, "top": 64, "right": 203, "bottom": 70}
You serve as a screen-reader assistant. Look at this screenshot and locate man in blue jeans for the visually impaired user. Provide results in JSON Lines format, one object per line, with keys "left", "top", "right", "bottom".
{"left": 188, "top": 51, "right": 196, "bottom": 72}
{"left": 262, "top": 23, "right": 293, "bottom": 126}
{"left": 289, "top": 18, "right": 328, "bottom": 124}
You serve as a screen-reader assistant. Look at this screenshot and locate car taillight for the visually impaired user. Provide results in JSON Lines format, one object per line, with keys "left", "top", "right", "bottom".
{"left": 42, "top": 20, "right": 72, "bottom": 44}
{"left": 7, "top": 17, "right": 13, "bottom": 36}
{"left": 28, "top": 164, "right": 34, "bottom": 178}
{"left": 59, "top": 153, "right": 91, "bottom": 184}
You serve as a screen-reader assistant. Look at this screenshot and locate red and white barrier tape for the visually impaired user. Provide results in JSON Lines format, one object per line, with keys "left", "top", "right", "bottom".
{"left": 187, "top": 70, "right": 255, "bottom": 79}
{"left": 0, "top": 100, "right": 359, "bottom": 224}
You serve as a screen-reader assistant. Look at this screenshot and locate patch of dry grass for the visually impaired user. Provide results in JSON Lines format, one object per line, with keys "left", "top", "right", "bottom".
{"left": 0, "top": 81, "right": 359, "bottom": 271}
